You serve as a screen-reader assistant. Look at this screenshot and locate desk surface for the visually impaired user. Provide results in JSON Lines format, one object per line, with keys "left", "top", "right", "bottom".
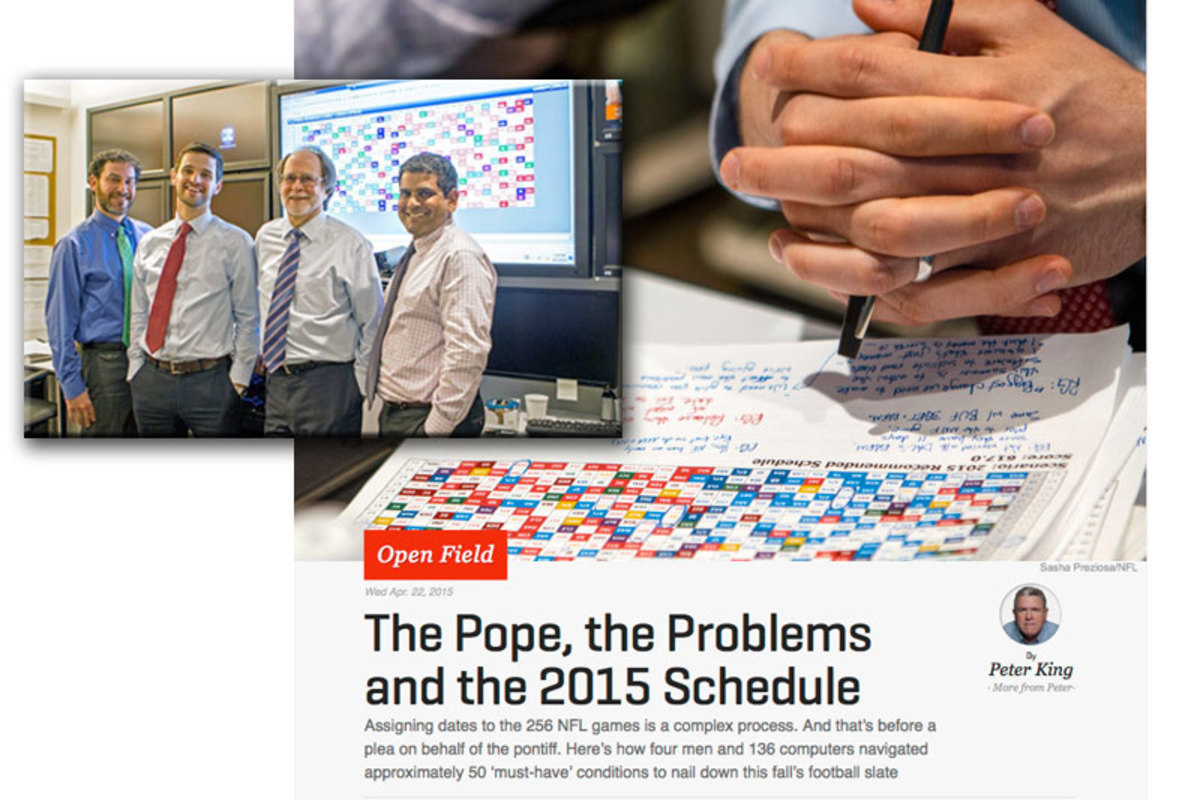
{"left": 297, "top": 271, "right": 1145, "bottom": 559}
{"left": 23, "top": 339, "right": 55, "bottom": 370}
{"left": 622, "top": 268, "right": 835, "bottom": 344}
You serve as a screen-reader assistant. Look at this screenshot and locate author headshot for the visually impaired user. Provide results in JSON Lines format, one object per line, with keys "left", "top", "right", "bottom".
{"left": 1004, "top": 586, "right": 1059, "bottom": 645}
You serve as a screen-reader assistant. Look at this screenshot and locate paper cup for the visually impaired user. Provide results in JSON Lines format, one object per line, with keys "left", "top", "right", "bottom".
{"left": 524, "top": 393, "right": 549, "bottom": 419}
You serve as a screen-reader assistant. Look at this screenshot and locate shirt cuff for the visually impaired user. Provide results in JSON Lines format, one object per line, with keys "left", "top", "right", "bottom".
{"left": 59, "top": 371, "right": 87, "bottom": 400}
{"left": 228, "top": 361, "right": 254, "bottom": 388}
{"left": 423, "top": 408, "right": 455, "bottom": 437}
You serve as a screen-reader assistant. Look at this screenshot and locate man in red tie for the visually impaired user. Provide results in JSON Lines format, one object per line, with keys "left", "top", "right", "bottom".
{"left": 126, "top": 142, "right": 259, "bottom": 436}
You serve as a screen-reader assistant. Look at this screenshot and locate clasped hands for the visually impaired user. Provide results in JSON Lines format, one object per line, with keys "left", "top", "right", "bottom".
{"left": 720, "top": 0, "right": 1145, "bottom": 325}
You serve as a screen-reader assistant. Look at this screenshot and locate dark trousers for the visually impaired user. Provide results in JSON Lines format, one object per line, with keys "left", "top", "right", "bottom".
{"left": 264, "top": 362, "right": 363, "bottom": 437}
{"left": 130, "top": 357, "right": 241, "bottom": 437}
{"left": 79, "top": 343, "right": 137, "bottom": 437}
{"left": 378, "top": 394, "right": 484, "bottom": 438}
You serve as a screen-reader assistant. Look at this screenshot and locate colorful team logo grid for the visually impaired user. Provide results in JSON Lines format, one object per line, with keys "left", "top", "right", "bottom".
{"left": 297, "top": 95, "right": 536, "bottom": 215}
{"left": 366, "top": 460, "right": 1047, "bottom": 562}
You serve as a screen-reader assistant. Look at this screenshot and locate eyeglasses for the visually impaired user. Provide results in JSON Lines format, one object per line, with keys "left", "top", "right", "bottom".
{"left": 280, "top": 173, "right": 322, "bottom": 187}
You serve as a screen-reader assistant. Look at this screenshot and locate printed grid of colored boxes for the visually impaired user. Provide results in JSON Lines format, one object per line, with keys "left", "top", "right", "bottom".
{"left": 365, "top": 460, "right": 1046, "bottom": 562}
{"left": 296, "top": 94, "right": 536, "bottom": 214}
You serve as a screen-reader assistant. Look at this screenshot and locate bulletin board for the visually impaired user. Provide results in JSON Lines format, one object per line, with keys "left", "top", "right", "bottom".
{"left": 23, "top": 134, "right": 56, "bottom": 247}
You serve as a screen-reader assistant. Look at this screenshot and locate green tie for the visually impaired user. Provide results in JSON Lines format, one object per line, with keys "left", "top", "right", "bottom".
{"left": 117, "top": 225, "right": 134, "bottom": 347}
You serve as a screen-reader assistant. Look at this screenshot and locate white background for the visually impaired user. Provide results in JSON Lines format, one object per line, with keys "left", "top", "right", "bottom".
{"left": 7, "top": 4, "right": 294, "bottom": 798}
{"left": 5, "top": 2, "right": 1194, "bottom": 798}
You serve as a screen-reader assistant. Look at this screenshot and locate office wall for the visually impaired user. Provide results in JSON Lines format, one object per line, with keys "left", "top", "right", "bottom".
{"left": 26, "top": 80, "right": 212, "bottom": 221}
{"left": 23, "top": 99, "right": 71, "bottom": 340}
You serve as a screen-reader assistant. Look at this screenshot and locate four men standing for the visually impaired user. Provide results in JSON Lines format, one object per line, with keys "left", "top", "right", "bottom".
{"left": 44, "top": 145, "right": 494, "bottom": 439}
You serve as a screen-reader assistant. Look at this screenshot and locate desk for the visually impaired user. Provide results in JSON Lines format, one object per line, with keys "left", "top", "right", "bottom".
{"left": 623, "top": 267, "right": 826, "bottom": 344}
{"left": 23, "top": 341, "right": 61, "bottom": 436}
{"left": 299, "top": 271, "right": 817, "bottom": 507}
{"left": 483, "top": 410, "right": 621, "bottom": 438}
{"left": 24, "top": 368, "right": 57, "bottom": 435}
{"left": 298, "top": 270, "right": 1145, "bottom": 559}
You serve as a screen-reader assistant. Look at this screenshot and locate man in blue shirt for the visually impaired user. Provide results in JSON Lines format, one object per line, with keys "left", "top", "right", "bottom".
{"left": 45, "top": 149, "right": 152, "bottom": 436}
{"left": 1003, "top": 586, "right": 1060, "bottom": 645}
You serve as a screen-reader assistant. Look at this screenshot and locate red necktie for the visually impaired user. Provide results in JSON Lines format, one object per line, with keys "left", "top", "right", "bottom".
{"left": 145, "top": 221, "right": 192, "bottom": 354}
{"left": 977, "top": 282, "right": 1115, "bottom": 335}
{"left": 977, "top": 0, "right": 1116, "bottom": 336}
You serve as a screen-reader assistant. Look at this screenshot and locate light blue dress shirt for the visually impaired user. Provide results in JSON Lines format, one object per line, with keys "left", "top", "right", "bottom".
{"left": 1004, "top": 618, "right": 1060, "bottom": 645}
{"left": 127, "top": 212, "right": 260, "bottom": 387}
{"left": 255, "top": 212, "right": 383, "bottom": 394}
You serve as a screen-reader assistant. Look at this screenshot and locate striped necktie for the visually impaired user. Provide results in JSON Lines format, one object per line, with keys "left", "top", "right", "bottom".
{"left": 263, "top": 228, "right": 303, "bottom": 373}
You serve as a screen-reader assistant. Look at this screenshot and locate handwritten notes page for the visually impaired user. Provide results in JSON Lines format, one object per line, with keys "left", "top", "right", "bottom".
{"left": 625, "top": 330, "right": 1126, "bottom": 464}
{"left": 346, "top": 330, "right": 1137, "bottom": 561}
{"left": 1033, "top": 353, "right": 1145, "bottom": 560}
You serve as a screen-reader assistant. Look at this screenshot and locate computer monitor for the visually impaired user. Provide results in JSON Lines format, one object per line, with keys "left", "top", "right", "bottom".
{"left": 276, "top": 79, "right": 606, "bottom": 278}
{"left": 485, "top": 286, "right": 620, "bottom": 387}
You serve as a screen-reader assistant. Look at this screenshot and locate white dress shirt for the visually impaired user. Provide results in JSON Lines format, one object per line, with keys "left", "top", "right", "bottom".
{"left": 376, "top": 219, "right": 496, "bottom": 435}
{"left": 255, "top": 212, "right": 383, "bottom": 393}
{"left": 127, "top": 211, "right": 259, "bottom": 386}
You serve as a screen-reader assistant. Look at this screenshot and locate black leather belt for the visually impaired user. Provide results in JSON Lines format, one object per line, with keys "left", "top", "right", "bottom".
{"left": 81, "top": 341, "right": 125, "bottom": 352}
{"left": 272, "top": 360, "right": 349, "bottom": 376}
{"left": 385, "top": 400, "right": 432, "bottom": 410}
{"left": 146, "top": 354, "right": 231, "bottom": 375}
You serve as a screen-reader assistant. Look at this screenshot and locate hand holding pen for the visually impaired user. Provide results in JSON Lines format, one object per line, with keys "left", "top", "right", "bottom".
{"left": 719, "top": 0, "right": 1145, "bottom": 342}
{"left": 838, "top": 0, "right": 954, "bottom": 357}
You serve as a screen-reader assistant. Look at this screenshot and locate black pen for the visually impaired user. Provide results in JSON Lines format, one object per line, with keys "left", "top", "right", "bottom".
{"left": 837, "top": 0, "right": 955, "bottom": 359}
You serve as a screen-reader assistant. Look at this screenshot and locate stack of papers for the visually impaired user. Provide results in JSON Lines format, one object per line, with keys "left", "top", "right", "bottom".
{"left": 340, "top": 328, "right": 1144, "bottom": 561}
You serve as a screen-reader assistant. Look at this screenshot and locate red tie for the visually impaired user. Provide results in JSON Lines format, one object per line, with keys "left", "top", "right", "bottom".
{"left": 977, "top": 282, "right": 1115, "bottom": 335}
{"left": 977, "top": 0, "right": 1116, "bottom": 336}
{"left": 145, "top": 221, "right": 191, "bottom": 354}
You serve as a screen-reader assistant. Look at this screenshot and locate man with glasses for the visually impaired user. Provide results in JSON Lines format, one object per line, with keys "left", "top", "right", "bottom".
{"left": 254, "top": 146, "right": 383, "bottom": 436}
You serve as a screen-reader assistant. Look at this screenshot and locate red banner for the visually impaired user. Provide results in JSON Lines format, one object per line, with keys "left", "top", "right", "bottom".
{"left": 363, "top": 530, "right": 508, "bottom": 580}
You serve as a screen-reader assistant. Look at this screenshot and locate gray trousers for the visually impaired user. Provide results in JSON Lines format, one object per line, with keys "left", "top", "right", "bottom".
{"left": 378, "top": 394, "right": 485, "bottom": 438}
{"left": 264, "top": 362, "right": 363, "bottom": 437}
{"left": 129, "top": 357, "right": 241, "bottom": 437}
{"left": 78, "top": 343, "right": 137, "bottom": 437}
